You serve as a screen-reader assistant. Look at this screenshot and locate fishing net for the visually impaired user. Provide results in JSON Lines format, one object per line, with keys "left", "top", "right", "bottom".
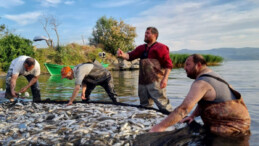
{"left": 1, "top": 98, "right": 250, "bottom": 145}
{"left": 133, "top": 120, "right": 206, "bottom": 146}
{"left": 133, "top": 120, "right": 250, "bottom": 146}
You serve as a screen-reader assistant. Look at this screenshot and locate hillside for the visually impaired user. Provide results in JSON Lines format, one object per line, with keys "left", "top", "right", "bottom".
{"left": 172, "top": 47, "right": 259, "bottom": 61}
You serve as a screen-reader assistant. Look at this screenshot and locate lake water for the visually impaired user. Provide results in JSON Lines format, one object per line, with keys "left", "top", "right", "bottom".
{"left": 0, "top": 60, "right": 259, "bottom": 145}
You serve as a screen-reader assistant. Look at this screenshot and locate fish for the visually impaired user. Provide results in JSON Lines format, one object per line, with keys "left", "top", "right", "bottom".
{"left": 0, "top": 102, "right": 168, "bottom": 145}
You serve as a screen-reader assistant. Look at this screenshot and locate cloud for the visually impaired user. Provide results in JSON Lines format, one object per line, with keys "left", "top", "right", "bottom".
{"left": 4, "top": 11, "right": 42, "bottom": 26}
{"left": 93, "top": 0, "right": 141, "bottom": 8}
{"left": 128, "top": 0, "right": 259, "bottom": 50}
{"left": 38, "top": 0, "right": 62, "bottom": 7}
{"left": 248, "top": 0, "right": 259, "bottom": 4}
{"left": 64, "top": 0, "right": 75, "bottom": 5}
{"left": 0, "top": 0, "right": 24, "bottom": 8}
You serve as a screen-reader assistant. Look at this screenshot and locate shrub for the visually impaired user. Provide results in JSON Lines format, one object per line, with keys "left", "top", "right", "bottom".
{"left": 0, "top": 34, "right": 35, "bottom": 71}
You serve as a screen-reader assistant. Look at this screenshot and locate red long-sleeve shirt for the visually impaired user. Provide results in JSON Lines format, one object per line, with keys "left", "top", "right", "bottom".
{"left": 128, "top": 42, "right": 173, "bottom": 69}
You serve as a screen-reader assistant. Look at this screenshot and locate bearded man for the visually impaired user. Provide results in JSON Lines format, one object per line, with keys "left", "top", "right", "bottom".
{"left": 117, "top": 27, "right": 173, "bottom": 113}
{"left": 150, "top": 54, "right": 250, "bottom": 136}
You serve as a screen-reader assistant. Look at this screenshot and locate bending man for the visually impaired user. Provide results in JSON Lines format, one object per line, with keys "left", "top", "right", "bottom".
{"left": 150, "top": 54, "right": 250, "bottom": 136}
{"left": 5, "top": 56, "right": 41, "bottom": 102}
{"left": 61, "top": 61, "right": 117, "bottom": 105}
{"left": 117, "top": 27, "right": 173, "bottom": 113}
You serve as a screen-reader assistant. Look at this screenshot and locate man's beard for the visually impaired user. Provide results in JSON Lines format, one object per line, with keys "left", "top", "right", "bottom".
{"left": 144, "top": 38, "right": 150, "bottom": 43}
{"left": 187, "top": 66, "right": 198, "bottom": 79}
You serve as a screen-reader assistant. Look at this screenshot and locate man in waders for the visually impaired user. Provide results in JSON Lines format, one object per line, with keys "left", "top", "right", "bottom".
{"left": 150, "top": 54, "right": 250, "bottom": 136}
{"left": 61, "top": 61, "right": 117, "bottom": 105}
{"left": 5, "top": 56, "right": 41, "bottom": 102}
{"left": 117, "top": 27, "right": 173, "bottom": 113}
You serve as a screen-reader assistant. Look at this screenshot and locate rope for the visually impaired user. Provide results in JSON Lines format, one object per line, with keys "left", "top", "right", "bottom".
{"left": 35, "top": 99, "right": 171, "bottom": 115}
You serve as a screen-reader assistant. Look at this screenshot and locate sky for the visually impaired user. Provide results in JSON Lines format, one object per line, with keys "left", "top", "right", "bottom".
{"left": 0, "top": 0, "right": 259, "bottom": 51}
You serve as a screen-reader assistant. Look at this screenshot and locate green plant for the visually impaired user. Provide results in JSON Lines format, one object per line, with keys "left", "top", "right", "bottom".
{"left": 170, "top": 54, "right": 224, "bottom": 68}
{"left": 0, "top": 34, "right": 35, "bottom": 71}
{"left": 89, "top": 16, "right": 136, "bottom": 55}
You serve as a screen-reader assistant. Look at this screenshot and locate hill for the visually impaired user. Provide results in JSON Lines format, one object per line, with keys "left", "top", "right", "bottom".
{"left": 172, "top": 47, "right": 259, "bottom": 61}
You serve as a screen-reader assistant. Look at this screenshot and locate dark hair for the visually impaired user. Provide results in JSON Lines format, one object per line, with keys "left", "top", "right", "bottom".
{"left": 24, "top": 58, "right": 35, "bottom": 66}
{"left": 147, "top": 27, "right": 159, "bottom": 39}
{"left": 190, "top": 54, "right": 207, "bottom": 65}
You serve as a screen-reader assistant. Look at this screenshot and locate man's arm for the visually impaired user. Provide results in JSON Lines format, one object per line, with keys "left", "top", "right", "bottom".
{"left": 150, "top": 80, "right": 208, "bottom": 132}
{"left": 20, "top": 76, "right": 39, "bottom": 93}
{"left": 10, "top": 74, "right": 19, "bottom": 97}
{"left": 160, "top": 68, "right": 171, "bottom": 88}
{"left": 67, "top": 84, "right": 81, "bottom": 105}
{"left": 180, "top": 105, "right": 201, "bottom": 124}
{"left": 81, "top": 84, "right": 87, "bottom": 100}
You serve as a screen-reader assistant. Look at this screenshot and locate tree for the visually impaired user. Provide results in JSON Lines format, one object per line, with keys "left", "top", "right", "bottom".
{"left": 0, "top": 34, "right": 35, "bottom": 71}
{"left": 0, "top": 17, "right": 7, "bottom": 38}
{"left": 49, "top": 16, "right": 61, "bottom": 50}
{"left": 0, "top": 24, "right": 5, "bottom": 37}
{"left": 39, "top": 14, "right": 61, "bottom": 50}
{"left": 89, "top": 16, "right": 137, "bottom": 55}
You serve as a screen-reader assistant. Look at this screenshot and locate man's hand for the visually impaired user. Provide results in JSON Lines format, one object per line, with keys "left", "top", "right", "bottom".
{"left": 180, "top": 116, "right": 194, "bottom": 124}
{"left": 160, "top": 78, "right": 167, "bottom": 89}
{"left": 117, "top": 48, "right": 129, "bottom": 60}
{"left": 19, "top": 87, "right": 28, "bottom": 93}
{"left": 11, "top": 90, "right": 17, "bottom": 97}
{"left": 117, "top": 48, "right": 123, "bottom": 57}
{"left": 67, "top": 101, "right": 73, "bottom": 106}
{"left": 81, "top": 94, "right": 86, "bottom": 100}
{"left": 149, "top": 124, "right": 166, "bottom": 133}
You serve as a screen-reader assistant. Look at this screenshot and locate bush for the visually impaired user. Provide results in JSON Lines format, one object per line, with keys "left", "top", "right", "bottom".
{"left": 89, "top": 16, "right": 136, "bottom": 55}
{"left": 34, "top": 43, "right": 106, "bottom": 73}
{"left": 0, "top": 34, "right": 35, "bottom": 72}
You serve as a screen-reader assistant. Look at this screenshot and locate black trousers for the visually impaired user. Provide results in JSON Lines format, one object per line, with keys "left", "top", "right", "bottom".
{"left": 83, "top": 76, "right": 117, "bottom": 103}
{"left": 25, "top": 75, "right": 41, "bottom": 102}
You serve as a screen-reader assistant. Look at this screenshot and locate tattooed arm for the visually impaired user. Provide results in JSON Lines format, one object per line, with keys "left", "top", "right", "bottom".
{"left": 150, "top": 80, "right": 209, "bottom": 132}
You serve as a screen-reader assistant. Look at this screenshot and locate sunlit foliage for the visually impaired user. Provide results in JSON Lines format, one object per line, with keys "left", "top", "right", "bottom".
{"left": 89, "top": 16, "right": 137, "bottom": 55}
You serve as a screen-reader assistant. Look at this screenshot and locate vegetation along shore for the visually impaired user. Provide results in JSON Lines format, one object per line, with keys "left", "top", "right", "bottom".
{"left": 0, "top": 16, "right": 223, "bottom": 74}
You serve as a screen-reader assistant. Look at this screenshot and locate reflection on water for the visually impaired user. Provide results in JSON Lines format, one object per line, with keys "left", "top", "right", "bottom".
{"left": 0, "top": 60, "right": 259, "bottom": 144}
{"left": 34, "top": 70, "right": 140, "bottom": 103}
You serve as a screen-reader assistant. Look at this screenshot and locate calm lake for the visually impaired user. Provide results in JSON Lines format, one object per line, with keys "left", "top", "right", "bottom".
{"left": 0, "top": 60, "right": 259, "bottom": 145}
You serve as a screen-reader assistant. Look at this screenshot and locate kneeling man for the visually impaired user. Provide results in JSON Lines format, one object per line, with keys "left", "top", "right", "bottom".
{"left": 150, "top": 54, "right": 250, "bottom": 136}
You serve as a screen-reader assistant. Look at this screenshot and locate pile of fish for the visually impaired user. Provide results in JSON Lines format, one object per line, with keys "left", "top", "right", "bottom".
{"left": 0, "top": 101, "right": 172, "bottom": 145}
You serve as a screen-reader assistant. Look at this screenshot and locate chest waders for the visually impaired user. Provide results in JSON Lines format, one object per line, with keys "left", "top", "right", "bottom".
{"left": 138, "top": 43, "right": 172, "bottom": 113}
{"left": 198, "top": 74, "right": 250, "bottom": 136}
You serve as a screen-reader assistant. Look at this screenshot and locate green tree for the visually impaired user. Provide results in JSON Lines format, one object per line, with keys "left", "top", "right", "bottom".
{"left": 0, "top": 34, "right": 35, "bottom": 71}
{"left": 89, "top": 16, "right": 137, "bottom": 55}
{"left": 0, "top": 17, "right": 7, "bottom": 38}
{"left": 0, "top": 24, "right": 5, "bottom": 37}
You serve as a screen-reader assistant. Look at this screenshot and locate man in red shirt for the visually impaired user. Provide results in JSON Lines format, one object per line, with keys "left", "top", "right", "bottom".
{"left": 117, "top": 27, "right": 173, "bottom": 113}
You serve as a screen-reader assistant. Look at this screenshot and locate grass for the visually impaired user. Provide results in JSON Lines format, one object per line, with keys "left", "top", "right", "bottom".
{"left": 35, "top": 43, "right": 117, "bottom": 74}
{"left": 170, "top": 54, "right": 224, "bottom": 68}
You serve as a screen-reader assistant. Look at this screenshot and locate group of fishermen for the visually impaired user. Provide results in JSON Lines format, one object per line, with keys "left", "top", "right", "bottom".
{"left": 4, "top": 27, "right": 250, "bottom": 137}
